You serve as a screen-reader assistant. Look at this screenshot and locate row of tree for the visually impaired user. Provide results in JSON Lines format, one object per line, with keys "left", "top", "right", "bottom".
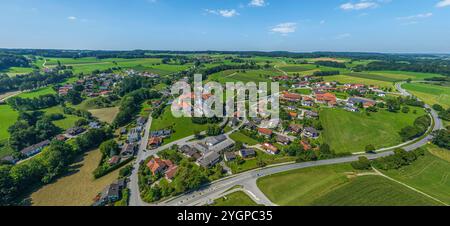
{"left": 0, "top": 70, "right": 72, "bottom": 93}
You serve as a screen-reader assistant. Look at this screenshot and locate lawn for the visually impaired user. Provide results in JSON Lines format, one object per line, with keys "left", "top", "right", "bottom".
{"left": 43, "top": 106, "right": 82, "bottom": 130}
{"left": 150, "top": 107, "right": 213, "bottom": 144}
{"left": 293, "top": 88, "right": 312, "bottom": 95}
{"left": 227, "top": 150, "right": 296, "bottom": 174}
{"left": 381, "top": 146, "right": 450, "bottom": 205}
{"left": 212, "top": 191, "right": 261, "bottom": 206}
{"left": 89, "top": 107, "right": 119, "bottom": 124}
{"left": 402, "top": 82, "right": 450, "bottom": 108}
{"left": 257, "top": 163, "right": 440, "bottom": 206}
{"left": 2, "top": 67, "right": 34, "bottom": 76}
{"left": 320, "top": 108, "right": 426, "bottom": 153}
{"left": 229, "top": 131, "right": 259, "bottom": 146}
{"left": 323, "top": 75, "right": 394, "bottom": 89}
{"left": 29, "top": 149, "right": 123, "bottom": 206}
{"left": 16, "top": 87, "right": 56, "bottom": 99}
{"left": 0, "top": 105, "right": 19, "bottom": 141}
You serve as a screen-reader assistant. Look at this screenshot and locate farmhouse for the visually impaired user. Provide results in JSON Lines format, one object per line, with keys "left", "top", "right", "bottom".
{"left": 66, "top": 127, "right": 85, "bottom": 136}
{"left": 147, "top": 158, "right": 176, "bottom": 176}
{"left": 315, "top": 93, "right": 337, "bottom": 106}
{"left": 108, "top": 156, "right": 120, "bottom": 166}
{"left": 20, "top": 140, "right": 51, "bottom": 157}
{"left": 301, "top": 140, "right": 312, "bottom": 151}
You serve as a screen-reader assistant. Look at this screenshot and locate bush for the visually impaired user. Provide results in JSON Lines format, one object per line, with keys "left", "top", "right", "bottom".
{"left": 351, "top": 157, "right": 371, "bottom": 170}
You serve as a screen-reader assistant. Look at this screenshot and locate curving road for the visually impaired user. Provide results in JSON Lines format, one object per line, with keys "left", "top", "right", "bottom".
{"left": 130, "top": 82, "right": 443, "bottom": 206}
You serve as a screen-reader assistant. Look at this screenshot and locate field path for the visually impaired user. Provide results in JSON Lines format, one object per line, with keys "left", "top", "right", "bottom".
{"left": 372, "top": 167, "right": 448, "bottom": 206}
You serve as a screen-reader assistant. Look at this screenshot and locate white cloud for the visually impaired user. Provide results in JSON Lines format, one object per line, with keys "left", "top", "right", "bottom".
{"left": 249, "top": 0, "right": 267, "bottom": 7}
{"left": 271, "top": 22, "right": 297, "bottom": 35}
{"left": 205, "top": 9, "right": 239, "bottom": 18}
{"left": 436, "top": 0, "right": 450, "bottom": 7}
{"left": 397, "top": 13, "right": 433, "bottom": 20}
{"left": 340, "top": 1, "right": 378, "bottom": 11}
{"left": 67, "top": 16, "right": 77, "bottom": 20}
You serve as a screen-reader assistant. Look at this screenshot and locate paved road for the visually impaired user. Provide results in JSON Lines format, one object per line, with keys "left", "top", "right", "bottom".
{"left": 155, "top": 82, "right": 444, "bottom": 206}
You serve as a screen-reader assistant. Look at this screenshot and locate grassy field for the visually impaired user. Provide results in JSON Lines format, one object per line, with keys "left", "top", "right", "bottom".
{"left": 0, "top": 105, "right": 19, "bottom": 141}
{"left": 324, "top": 75, "right": 395, "bottom": 89}
{"left": 29, "top": 149, "right": 122, "bottom": 206}
{"left": 150, "top": 107, "right": 212, "bottom": 144}
{"left": 310, "top": 175, "right": 440, "bottom": 206}
{"left": 227, "top": 150, "right": 296, "bottom": 174}
{"left": 16, "top": 87, "right": 56, "bottom": 99}
{"left": 229, "top": 131, "right": 259, "bottom": 145}
{"left": 402, "top": 83, "right": 450, "bottom": 108}
{"left": 212, "top": 191, "right": 260, "bottom": 206}
{"left": 278, "top": 64, "right": 317, "bottom": 73}
{"left": 207, "top": 69, "right": 280, "bottom": 84}
{"left": 2, "top": 67, "right": 34, "bottom": 76}
{"left": 257, "top": 163, "right": 440, "bottom": 206}
{"left": 320, "top": 108, "right": 426, "bottom": 153}
{"left": 373, "top": 71, "right": 444, "bottom": 81}
{"left": 43, "top": 106, "right": 82, "bottom": 130}
{"left": 381, "top": 146, "right": 450, "bottom": 205}
{"left": 89, "top": 107, "right": 119, "bottom": 124}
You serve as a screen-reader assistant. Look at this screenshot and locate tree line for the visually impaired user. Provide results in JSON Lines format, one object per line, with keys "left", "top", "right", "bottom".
{"left": 0, "top": 70, "right": 72, "bottom": 93}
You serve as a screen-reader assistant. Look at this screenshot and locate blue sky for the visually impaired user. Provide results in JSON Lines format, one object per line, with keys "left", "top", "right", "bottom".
{"left": 1, "top": 0, "right": 450, "bottom": 53}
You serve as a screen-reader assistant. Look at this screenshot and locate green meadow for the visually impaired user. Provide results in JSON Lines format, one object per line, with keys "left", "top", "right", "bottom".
{"left": 0, "top": 105, "right": 19, "bottom": 141}
{"left": 382, "top": 146, "right": 450, "bottom": 205}
{"left": 320, "top": 108, "right": 426, "bottom": 153}
{"left": 257, "top": 163, "right": 440, "bottom": 206}
{"left": 212, "top": 191, "right": 261, "bottom": 206}
{"left": 402, "top": 82, "right": 450, "bottom": 108}
{"left": 16, "top": 87, "right": 56, "bottom": 99}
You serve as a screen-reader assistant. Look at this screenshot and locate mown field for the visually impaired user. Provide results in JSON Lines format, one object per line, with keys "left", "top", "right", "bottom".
{"left": 43, "top": 106, "right": 82, "bottom": 130}
{"left": 88, "top": 107, "right": 120, "bottom": 124}
{"left": 323, "top": 75, "right": 394, "bottom": 89}
{"left": 382, "top": 146, "right": 450, "bottom": 205}
{"left": 0, "top": 105, "right": 19, "bottom": 142}
{"left": 320, "top": 108, "right": 426, "bottom": 153}
{"left": 207, "top": 69, "right": 280, "bottom": 85}
{"left": 229, "top": 131, "right": 259, "bottom": 146}
{"left": 150, "top": 107, "right": 212, "bottom": 144}
{"left": 213, "top": 191, "right": 260, "bottom": 206}
{"left": 2, "top": 67, "right": 34, "bottom": 77}
{"left": 29, "top": 149, "right": 122, "bottom": 206}
{"left": 16, "top": 87, "right": 56, "bottom": 99}
{"left": 257, "top": 163, "right": 440, "bottom": 206}
{"left": 402, "top": 82, "right": 450, "bottom": 108}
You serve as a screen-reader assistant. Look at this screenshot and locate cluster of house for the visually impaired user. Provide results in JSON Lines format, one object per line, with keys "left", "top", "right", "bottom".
{"left": 147, "top": 129, "right": 172, "bottom": 150}
{"left": 146, "top": 157, "right": 178, "bottom": 180}
{"left": 179, "top": 135, "right": 235, "bottom": 168}
{"left": 124, "top": 69, "right": 160, "bottom": 78}
{"left": 1, "top": 122, "right": 103, "bottom": 164}
{"left": 59, "top": 73, "right": 123, "bottom": 98}
{"left": 93, "top": 178, "right": 127, "bottom": 206}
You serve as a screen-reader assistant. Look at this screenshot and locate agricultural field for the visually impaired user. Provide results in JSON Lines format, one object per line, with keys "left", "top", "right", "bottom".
{"left": 150, "top": 107, "right": 212, "bottom": 144}
{"left": 402, "top": 82, "right": 450, "bottom": 108}
{"left": 16, "top": 87, "right": 56, "bottom": 99}
{"left": 212, "top": 191, "right": 260, "bottom": 206}
{"left": 381, "top": 146, "right": 450, "bottom": 205}
{"left": 323, "top": 75, "right": 395, "bottom": 89}
{"left": 89, "top": 107, "right": 119, "bottom": 124}
{"left": 310, "top": 175, "right": 440, "bottom": 206}
{"left": 257, "top": 163, "right": 440, "bottom": 206}
{"left": 373, "top": 71, "right": 444, "bottom": 81}
{"left": 278, "top": 64, "right": 317, "bottom": 73}
{"left": 320, "top": 108, "right": 426, "bottom": 153}
{"left": 207, "top": 69, "right": 280, "bottom": 85}
{"left": 29, "top": 149, "right": 123, "bottom": 206}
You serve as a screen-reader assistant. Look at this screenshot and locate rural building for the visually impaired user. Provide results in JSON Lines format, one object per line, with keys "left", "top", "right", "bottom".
{"left": 303, "top": 127, "right": 320, "bottom": 139}
{"left": 258, "top": 128, "right": 273, "bottom": 137}
{"left": 261, "top": 143, "right": 279, "bottom": 155}
{"left": 66, "top": 127, "right": 85, "bottom": 136}
{"left": 197, "top": 151, "right": 221, "bottom": 168}
{"left": 223, "top": 152, "right": 237, "bottom": 162}
{"left": 146, "top": 158, "right": 175, "bottom": 176}
{"left": 147, "top": 137, "right": 162, "bottom": 149}
{"left": 238, "top": 149, "right": 256, "bottom": 158}
{"left": 276, "top": 135, "right": 291, "bottom": 145}
{"left": 20, "top": 140, "right": 51, "bottom": 157}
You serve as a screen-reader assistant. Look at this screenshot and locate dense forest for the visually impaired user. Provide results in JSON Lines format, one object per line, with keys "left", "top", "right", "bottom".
{"left": 0, "top": 54, "right": 30, "bottom": 70}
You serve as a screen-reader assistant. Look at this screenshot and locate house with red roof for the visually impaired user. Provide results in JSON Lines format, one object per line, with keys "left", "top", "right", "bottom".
{"left": 281, "top": 92, "right": 302, "bottom": 102}
{"left": 147, "top": 158, "right": 175, "bottom": 176}
{"left": 258, "top": 128, "right": 273, "bottom": 138}
{"left": 315, "top": 93, "right": 337, "bottom": 106}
